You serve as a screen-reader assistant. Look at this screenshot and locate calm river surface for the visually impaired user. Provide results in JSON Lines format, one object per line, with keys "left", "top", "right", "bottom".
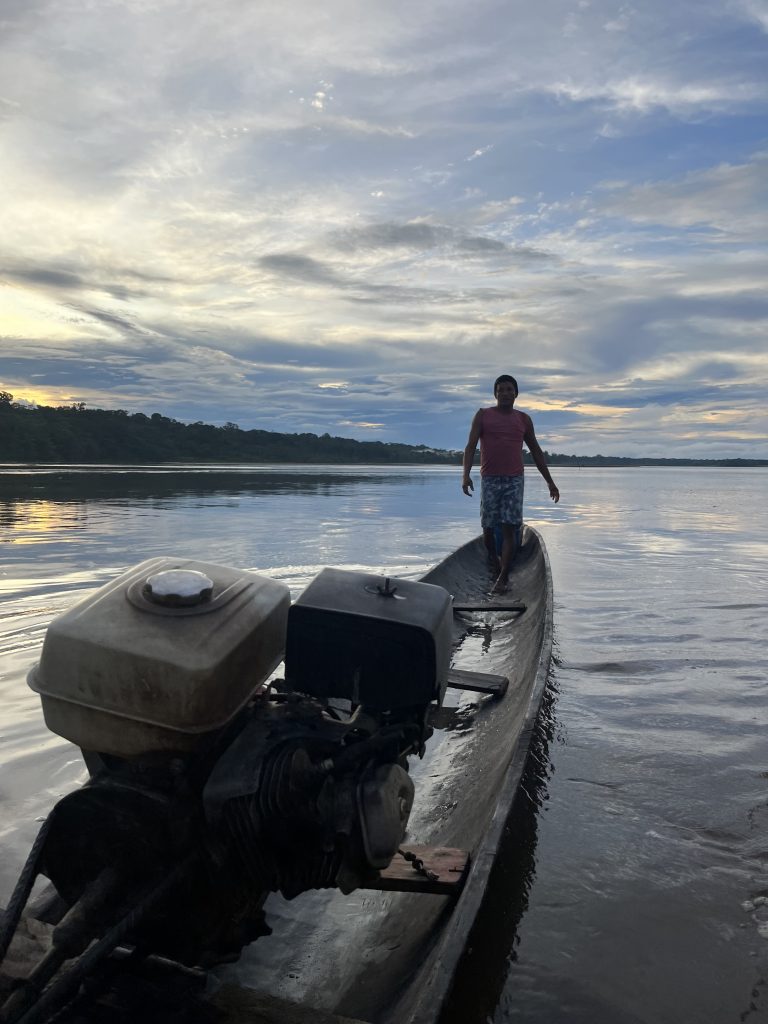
{"left": 1, "top": 464, "right": 767, "bottom": 1023}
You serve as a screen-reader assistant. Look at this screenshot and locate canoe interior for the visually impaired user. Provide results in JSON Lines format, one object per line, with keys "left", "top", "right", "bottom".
{"left": 210, "top": 526, "right": 554, "bottom": 1024}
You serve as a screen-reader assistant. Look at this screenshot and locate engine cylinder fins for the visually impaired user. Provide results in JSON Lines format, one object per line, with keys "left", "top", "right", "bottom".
{"left": 221, "top": 797, "right": 277, "bottom": 891}
{"left": 221, "top": 795, "right": 346, "bottom": 896}
{"left": 259, "top": 744, "right": 320, "bottom": 821}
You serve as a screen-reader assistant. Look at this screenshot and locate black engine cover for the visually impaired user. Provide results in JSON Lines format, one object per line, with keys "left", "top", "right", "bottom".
{"left": 284, "top": 568, "right": 453, "bottom": 708}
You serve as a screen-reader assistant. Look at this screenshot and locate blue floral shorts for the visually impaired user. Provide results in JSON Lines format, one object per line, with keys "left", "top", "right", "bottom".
{"left": 480, "top": 474, "right": 524, "bottom": 528}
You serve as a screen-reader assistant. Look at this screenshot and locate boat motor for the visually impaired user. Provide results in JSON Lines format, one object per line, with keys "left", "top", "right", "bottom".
{"left": 1, "top": 558, "right": 452, "bottom": 1020}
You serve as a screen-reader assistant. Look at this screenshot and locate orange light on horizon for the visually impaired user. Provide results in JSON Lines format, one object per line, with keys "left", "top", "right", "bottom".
{"left": 524, "top": 397, "right": 635, "bottom": 418}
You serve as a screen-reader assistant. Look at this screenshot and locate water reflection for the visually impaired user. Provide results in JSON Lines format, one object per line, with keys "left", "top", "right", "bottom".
{"left": 453, "top": 621, "right": 495, "bottom": 657}
{"left": 441, "top": 675, "right": 559, "bottom": 1024}
{"left": 0, "top": 500, "right": 91, "bottom": 544}
{"left": 0, "top": 467, "right": 475, "bottom": 596}
{"left": 0, "top": 468, "right": 418, "bottom": 504}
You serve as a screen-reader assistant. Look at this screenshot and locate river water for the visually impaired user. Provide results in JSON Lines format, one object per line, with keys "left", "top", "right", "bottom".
{"left": 1, "top": 464, "right": 767, "bottom": 1023}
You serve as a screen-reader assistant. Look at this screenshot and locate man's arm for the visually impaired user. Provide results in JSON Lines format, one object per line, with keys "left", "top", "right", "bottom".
{"left": 523, "top": 415, "right": 560, "bottom": 503}
{"left": 462, "top": 410, "right": 483, "bottom": 495}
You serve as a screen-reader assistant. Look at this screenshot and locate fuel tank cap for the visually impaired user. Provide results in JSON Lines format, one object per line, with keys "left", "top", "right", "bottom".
{"left": 143, "top": 569, "right": 214, "bottom": 608}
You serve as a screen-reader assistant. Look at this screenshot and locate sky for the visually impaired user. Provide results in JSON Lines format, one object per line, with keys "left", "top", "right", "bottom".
{"left": 1, "top": 0, "right": 767, "bottom": 458}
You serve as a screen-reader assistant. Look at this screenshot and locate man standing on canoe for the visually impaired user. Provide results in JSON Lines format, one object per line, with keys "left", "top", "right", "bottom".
{"left": 462, "top": 374, "right": 559, "bottom": 594}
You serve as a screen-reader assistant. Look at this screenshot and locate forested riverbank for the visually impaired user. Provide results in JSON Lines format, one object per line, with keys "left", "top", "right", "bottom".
{"left": 0, "top": 396, "right": 455, "bottom": 465}
{"left": 0, "top": 394, "right": 765, "bottom": 467}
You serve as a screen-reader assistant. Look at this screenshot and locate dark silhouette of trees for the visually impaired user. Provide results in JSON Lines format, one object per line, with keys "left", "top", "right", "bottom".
{"left": 0, "top": 400, "right": 764, "bottom": 466}
{"left": 0, "top": 402, "right": 461, "bottom": 464}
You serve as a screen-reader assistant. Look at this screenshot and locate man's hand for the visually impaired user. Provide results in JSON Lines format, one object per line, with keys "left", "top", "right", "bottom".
{"left": 549, "top": 482, "right": 560, "bottom": 503}
{"left": 462, "top": 475, "right": 474, "bottom": 496}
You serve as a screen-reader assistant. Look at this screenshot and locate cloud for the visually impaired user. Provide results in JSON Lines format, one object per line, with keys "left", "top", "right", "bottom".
{"left": 594, "top": 153, "right": 768, "bottom": 240}
{"left": 467, "top": 144, "right": 494, "bottom": 161}
{"left": 0, "top": 353, "right": 147, "bottom": 391}
{"left": 2, "top": 266, "right": 85, "bottom": 290}
{"left": 341, "top": 222, "right": 499, "bottom": 253}
{"left": 331, "top": 223, "right": 456, "bottom": 251}
{"left": 549, "top": 76, "right": 765, "bottom": 116}
{"left": 259, "top": 253, "right": 345, "bottom": 288}
{"left": 338, "top": 420, "right": 385, "bottom": 429}
{"left": 738, "top": 1, "right": 768, "bottom": 33}
{"left": 257, "top": 249, "right": 518, "bottom": 307}
{"left": 328, "top": 221, "right": 552, "bottom": 261}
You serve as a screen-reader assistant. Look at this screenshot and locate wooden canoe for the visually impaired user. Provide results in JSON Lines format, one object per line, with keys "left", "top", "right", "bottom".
{"left": 209, "top": 525, "right": 554, "bottom": 1024}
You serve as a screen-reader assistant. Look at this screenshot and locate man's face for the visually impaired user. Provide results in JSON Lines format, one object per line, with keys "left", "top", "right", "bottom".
{"left": 495, "top": 381, "right": 517, "bottom": 407}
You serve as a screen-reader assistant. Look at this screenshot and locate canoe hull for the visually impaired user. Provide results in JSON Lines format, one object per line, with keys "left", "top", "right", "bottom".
{"left": 213, "top": 526, "right": 554, "bottom": 1024}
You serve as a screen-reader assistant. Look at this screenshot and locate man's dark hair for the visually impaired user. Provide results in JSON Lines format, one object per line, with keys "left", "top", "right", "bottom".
{"left": 494, "top": 374, "right": 518, "bottom": 396}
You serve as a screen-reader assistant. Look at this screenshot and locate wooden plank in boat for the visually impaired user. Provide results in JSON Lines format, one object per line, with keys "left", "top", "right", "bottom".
{"left": 446, "top": 668, "right": 509, "bottom": 697}
{"left": 368, "top": 846, "right": 470, "bottom": 896}
{"left": 452, "top": 599, "right": 526, "bottom": 613}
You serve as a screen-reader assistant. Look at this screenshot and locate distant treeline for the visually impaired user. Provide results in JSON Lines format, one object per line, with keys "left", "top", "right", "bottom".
{"left": 0, "top": 394, "right": 766, "bottom": 467}
{"left": 0, "top": 396, "right": 456, "bottom": 465}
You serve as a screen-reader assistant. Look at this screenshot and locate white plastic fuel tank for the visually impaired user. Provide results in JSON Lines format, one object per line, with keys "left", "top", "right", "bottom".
{"left": 27, "top": 557, "right": 291, "bottom": 757}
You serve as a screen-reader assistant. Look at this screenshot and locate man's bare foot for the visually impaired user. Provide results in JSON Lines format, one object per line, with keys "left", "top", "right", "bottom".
{"left": 490, "top": 575, "right": 508, "bottom": 595}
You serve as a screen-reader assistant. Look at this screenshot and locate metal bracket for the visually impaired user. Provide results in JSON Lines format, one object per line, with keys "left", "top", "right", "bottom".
{"left": 365, "top": 846, "right": 470, "bottom": 896}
